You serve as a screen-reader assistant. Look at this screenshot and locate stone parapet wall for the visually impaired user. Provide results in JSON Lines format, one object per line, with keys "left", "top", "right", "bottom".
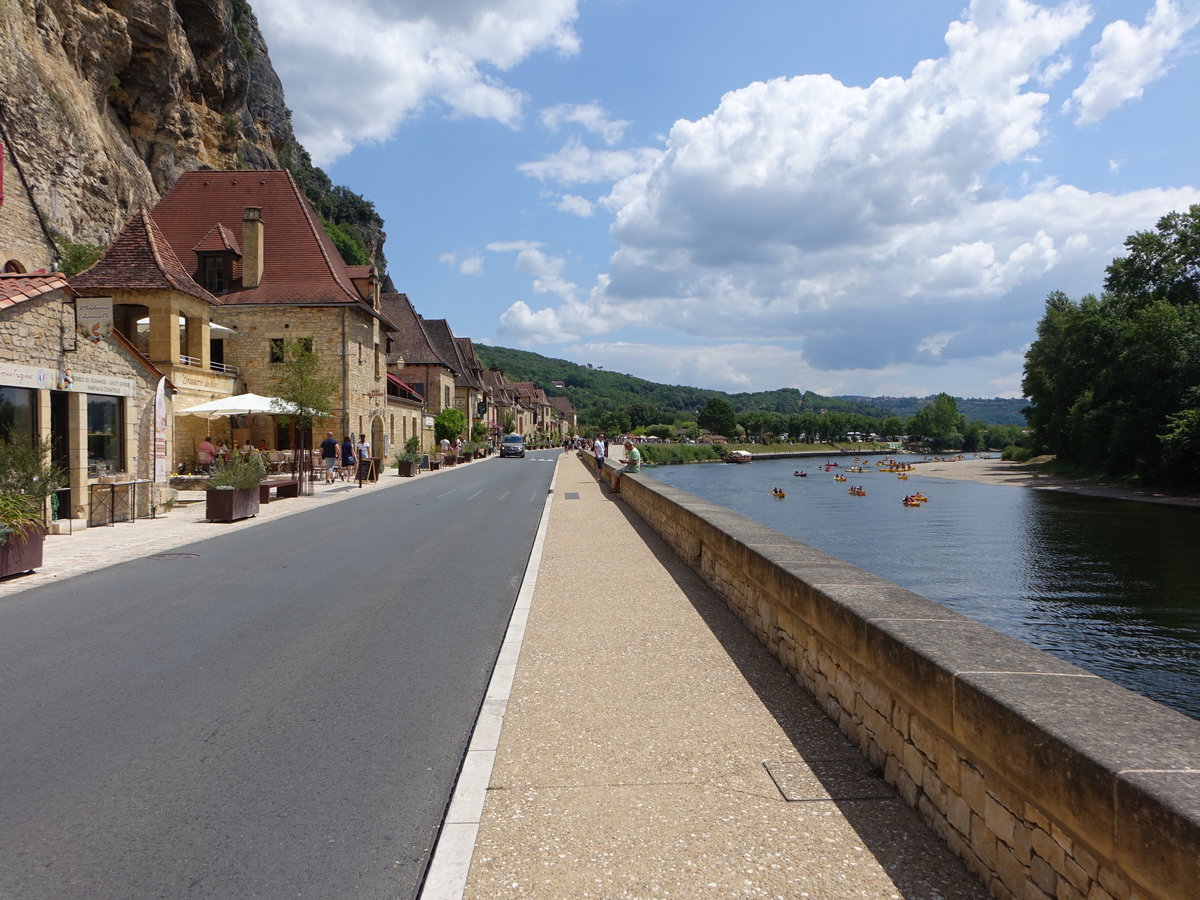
{"left": 618, "top": 472, "right": 1200, "bottom": 900}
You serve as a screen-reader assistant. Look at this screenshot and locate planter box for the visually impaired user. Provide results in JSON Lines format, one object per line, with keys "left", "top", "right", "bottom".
{"left": 396, "top": 460, "right": 420, "bottom": 477}
{"left": 205, "top": 487, "right": 260, "bottom": 522}
{"left": 0, "top": 526, "right": 45, "bottom": 577}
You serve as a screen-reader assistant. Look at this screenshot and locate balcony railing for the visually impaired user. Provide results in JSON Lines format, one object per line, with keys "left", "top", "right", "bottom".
{"left": 177, "top": 355, "right": 239, "bottom": 376}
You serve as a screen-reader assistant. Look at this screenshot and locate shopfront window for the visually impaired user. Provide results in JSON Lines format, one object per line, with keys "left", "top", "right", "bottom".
{"left": 87, "top": 394, "right": 124, "bottom": 475}
{"left": 0, "top": 387, "right": 35, "bottom": 440}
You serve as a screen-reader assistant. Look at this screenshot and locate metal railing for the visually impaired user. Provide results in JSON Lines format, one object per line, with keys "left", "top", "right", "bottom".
{"left": 177, "top": 355, "right": 239, "bottom": 376}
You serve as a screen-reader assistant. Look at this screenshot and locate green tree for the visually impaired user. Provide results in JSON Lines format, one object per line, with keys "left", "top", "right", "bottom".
{"left": 1023, "top": 207, "right": 1200, "bottom": 485}
{"left": 434, "top": 407, "right": 465, "bottom": 443}
{"left": 271, "top": 337, "right": 338, "bottom": 472}
{"left": 54, "top": 236, "right": 105, "bottom": 277}
{"left": 697, "top": 397, "right": 737, "bottom": 438}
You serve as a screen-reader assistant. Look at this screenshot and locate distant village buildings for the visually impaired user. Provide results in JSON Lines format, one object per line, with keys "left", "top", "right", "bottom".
{"left": 1, "top": 162, "right": 574, "bottom": 528}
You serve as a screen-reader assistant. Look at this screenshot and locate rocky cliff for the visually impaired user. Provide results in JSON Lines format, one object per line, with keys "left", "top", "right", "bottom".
{"left": 0, "top": 0, "right": 293, "bottom": 247}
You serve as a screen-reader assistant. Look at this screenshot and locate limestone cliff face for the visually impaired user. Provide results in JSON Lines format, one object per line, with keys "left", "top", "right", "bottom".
{"left": 0, "top": 0, "right": 292, "bottom": 247}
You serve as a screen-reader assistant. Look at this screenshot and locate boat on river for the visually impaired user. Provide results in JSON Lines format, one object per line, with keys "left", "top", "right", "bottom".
{"left": 726, "top": 450, "right": 753, "bottom": 463}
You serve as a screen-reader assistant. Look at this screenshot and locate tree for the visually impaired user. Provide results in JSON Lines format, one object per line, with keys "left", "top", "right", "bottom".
{"left": 909, "top": 394, "right": 963, "bottom": 450}
{"left": 1104, "top": 204, "right": 1200, "bottom": 309}
{"left": 697, "top": 397, "right": 737, "bottom": 438}
{"left": 272, "top": 337, "right": 337, "bottom": 433}
{"left": 1023, "top": 207, "right": 1200, "bottom": 484}
{"left": 434, "top": 407, "right": 465, "bottom": 443}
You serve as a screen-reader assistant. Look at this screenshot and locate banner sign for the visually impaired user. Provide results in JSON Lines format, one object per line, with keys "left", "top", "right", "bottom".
{"left": 154, "top": 377, "right": 168, "bottom": 482}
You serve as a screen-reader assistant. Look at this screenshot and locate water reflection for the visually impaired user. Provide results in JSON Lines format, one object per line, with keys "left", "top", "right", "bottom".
{"left": 647, "top": 457, "right": 1200, "bottom": 719}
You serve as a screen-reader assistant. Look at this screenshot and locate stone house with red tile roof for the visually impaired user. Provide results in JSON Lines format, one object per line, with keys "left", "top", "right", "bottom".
{"left": 71, "top": 170, "right": 399, "bottom": 468}
{"left": 1, "top": 272, "right": 171, "bottom": 524}
{"left": 380, "top": 292, "right": 456, "bottom": 450}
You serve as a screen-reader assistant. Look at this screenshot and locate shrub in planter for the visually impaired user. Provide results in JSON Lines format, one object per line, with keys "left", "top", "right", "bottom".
{"left": 394, "top": 437, "right": 422, "bottom": 477}
{"left": 0, "top": 435, "right": 62, "bottom": 575}
{"left": 205, "top": 458, "right": 265, "bottom": 521}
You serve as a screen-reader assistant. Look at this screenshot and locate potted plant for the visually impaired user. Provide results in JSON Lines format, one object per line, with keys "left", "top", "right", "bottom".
{"left": 0, "top": 434, "right": 64, "bottom": 577}
{"left": 394, "top": 437, "right": 422, "bottom": 477}
{"left": 205, "top": 457, "right": 265, "bottom": 522}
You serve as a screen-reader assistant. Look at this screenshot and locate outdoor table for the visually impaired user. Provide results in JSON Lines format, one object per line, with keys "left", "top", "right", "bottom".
{"left": 88, "top": 479, "right": 153, "bottom": 526}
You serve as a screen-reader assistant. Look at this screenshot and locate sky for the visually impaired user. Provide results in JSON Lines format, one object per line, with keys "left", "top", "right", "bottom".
{"left": 251, "top": 0, "right": 1200, "bottom": 399}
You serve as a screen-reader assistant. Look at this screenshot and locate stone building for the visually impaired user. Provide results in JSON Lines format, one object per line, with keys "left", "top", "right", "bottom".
{"left": 147, "top": 170, "right": 394, "bottom": 461}
{"left": 1, "top": 272, "right": 171, "bottom": 524}
{"left": 381, "top": 292, "right": 456, "bottom": 450}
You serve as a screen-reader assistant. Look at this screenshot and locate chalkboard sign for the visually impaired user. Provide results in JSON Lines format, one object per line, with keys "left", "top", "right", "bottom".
{"left": 356, "top": 457, "right": 379, "bottom": 482}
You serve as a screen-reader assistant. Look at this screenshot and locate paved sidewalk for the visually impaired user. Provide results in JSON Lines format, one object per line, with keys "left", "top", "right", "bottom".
{"left": 0, "top": 466, "right": 446, "bottom": 601}
{"left": 461, "top": 453, "right": 987, "bottom": 899}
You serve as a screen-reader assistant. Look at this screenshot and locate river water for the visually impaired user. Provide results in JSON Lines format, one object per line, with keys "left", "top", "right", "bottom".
{"left": 645, "top": 455, "right": 1200, "bottom": 720}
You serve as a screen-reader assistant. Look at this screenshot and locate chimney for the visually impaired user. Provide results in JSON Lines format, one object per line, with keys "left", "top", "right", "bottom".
{"left": 242, "top": 206, "right": 263, "bottom": 288}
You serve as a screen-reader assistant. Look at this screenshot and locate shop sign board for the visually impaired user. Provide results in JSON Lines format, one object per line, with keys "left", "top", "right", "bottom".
{"left": 76, "top": 296, "right": 113, "bottom": 343}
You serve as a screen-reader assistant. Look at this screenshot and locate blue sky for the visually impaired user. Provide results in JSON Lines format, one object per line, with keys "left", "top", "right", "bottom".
{"left": 253, "top": 0, "right": 1200, "bottom": 398}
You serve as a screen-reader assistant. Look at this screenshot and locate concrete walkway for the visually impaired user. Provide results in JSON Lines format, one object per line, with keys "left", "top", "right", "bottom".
{"left": 458, "top": 453, "right": 987, "bottom": 899}
{"left": 1, "top": 452, "right": 988, "bottom": 898}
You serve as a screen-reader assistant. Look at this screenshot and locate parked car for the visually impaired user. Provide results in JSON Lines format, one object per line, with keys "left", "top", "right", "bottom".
{"left": 500, "top": 434, "right": 526, "bottom": 458}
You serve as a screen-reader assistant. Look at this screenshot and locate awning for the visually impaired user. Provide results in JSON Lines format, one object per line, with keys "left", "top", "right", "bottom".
{"left": 387, "top": 373, "right": 423, "bottom": 400}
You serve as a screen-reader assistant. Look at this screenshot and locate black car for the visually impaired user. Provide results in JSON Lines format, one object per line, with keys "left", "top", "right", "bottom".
{"left": 499, "top": 434, "right": 526, "bottom": 458}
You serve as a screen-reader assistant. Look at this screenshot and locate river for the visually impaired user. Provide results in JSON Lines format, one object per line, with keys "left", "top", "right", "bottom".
{"left": 645, "top": 455, "right": 1200, "bottom": 720}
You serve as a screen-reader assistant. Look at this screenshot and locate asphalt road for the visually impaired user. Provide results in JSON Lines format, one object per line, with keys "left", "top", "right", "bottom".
{"left": 0, "top": 451, "right": 559, "bottom": 899}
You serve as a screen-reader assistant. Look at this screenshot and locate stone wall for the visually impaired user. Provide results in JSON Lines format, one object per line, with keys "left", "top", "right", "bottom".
{"left": 615, "top": 470, "right": 1200, "bottom": 900}
{"left": 215, "top": 304, "right": 386, "bottom": 447}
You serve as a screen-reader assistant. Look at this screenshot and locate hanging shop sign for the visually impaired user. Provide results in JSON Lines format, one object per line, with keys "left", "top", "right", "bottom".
{"left": 76, "top": 296, "right": 113, "bottom": 343}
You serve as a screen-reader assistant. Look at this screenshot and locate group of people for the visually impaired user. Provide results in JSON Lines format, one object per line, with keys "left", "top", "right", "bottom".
{"left": 589, "top": 434, "right": 641, "bottom": 493}
{"left": 195, "top": 436, "right": 271, "bottom": 472}
{"left": 320, "top": 432, "right": 372, "bottom": 483}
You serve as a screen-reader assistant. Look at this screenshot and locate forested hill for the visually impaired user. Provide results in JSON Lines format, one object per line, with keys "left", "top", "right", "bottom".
{"left": 474, "top": 345, "right": 1028, "bottom": 426}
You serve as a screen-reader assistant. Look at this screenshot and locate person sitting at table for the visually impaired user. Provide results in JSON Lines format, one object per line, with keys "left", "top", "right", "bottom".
{"left": 196, "top": 436, "right": 216, "bottom": 473}
{"left": 214, "top": 440, "right": 229, "bottom": 463}
{"left": 240, "top": 439, "right": 254, "bottom": 457}
{"left": 257, "top": 440, "right": 269, "bottom": 452}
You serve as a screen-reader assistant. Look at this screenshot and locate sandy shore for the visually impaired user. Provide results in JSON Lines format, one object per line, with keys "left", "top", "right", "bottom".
{"left": 911, "top": 457, "right": 1200, "bottom": 509}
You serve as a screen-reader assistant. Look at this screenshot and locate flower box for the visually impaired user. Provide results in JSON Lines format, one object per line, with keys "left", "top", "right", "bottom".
{"left": 205, "top": 487, "right": 260, "bottom": 522}
{"left": 0, "top": 526, "right": 45, "bottom": 577}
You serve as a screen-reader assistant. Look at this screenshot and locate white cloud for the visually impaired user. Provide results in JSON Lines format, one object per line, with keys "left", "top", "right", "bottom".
{"left": 1067, "top": 0, "right": 1200, "bottom": 124}
{"left": 503, "top": 0, "right": 1199, "bottom": 395}
{"left": 253, "top": 0, "right": 583, "bottom": 164}
{"left": 486, "top": 240, "right": 543, "bottom": 252}
{"left": 439, "top": 251, "right": 485, "bottom": 274}
{"left": 554, "top": 194, "right": 594, "bottom": 216}
{"left": 540, "top": 102, "right": 630, "bottom": 145}
{"left": 518, "top": 136, "right": 663, "bottom": 184}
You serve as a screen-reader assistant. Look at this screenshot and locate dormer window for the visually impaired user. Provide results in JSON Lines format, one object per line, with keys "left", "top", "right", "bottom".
{"left": 198, "top": 252, "right": 230, "bottom": 293}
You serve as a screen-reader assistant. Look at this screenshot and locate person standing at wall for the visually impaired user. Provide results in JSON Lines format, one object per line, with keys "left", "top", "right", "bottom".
{"left": 593, "top": 434, "right": 606, "bottom": 480}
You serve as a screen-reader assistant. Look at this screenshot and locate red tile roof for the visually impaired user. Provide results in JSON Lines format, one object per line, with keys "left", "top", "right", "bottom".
{"left": 0, "top": 272, "right": 74, "bottom": 310}
{"left": 149, "top": 170, "right": 369, "bottom": 310}
{"left": 193, "top": 223, "right": 241, "bottom": 254}
{"left": 70, "top": 209, "right": 220, "bottom": 305}
{"left": 381, "top": 292, "right": 455, "bottom": 369}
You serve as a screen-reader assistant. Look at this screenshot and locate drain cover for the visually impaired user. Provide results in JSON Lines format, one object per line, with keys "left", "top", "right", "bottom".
{"left": 149, "top": 552, "right": 200, "bottom": 559}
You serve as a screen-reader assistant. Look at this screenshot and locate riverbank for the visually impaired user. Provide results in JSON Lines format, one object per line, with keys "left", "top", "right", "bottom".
{"left": 913, "top": 457, "right": 1200, "bottom": 509}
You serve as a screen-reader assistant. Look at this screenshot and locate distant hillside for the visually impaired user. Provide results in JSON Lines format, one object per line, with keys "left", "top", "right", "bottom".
{"left": 475, "top": 345, "right": 1029, "bottom": 426}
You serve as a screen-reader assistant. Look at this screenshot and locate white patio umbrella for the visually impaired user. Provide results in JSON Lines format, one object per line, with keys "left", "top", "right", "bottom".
{"left": 178, "top": 392, "right": 294, "bottom": 417}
